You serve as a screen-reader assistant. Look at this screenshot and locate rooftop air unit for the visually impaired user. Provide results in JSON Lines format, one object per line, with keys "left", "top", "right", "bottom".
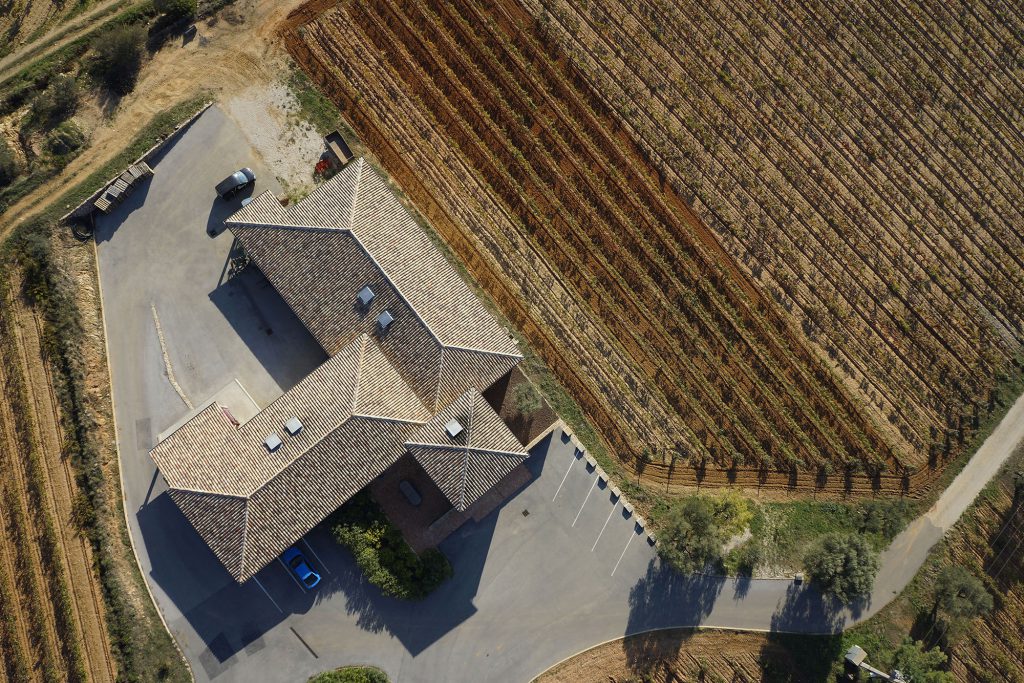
{"left": 284, "top": 417, "right": 303, "bottom": 436}
{"left": 264, "top": 434, "right": 282, "bottom": 452}
{"left": 445, "top": 419, "right": 464, "bottom": 439}
{"left": 377, "top": 310, "right": 394, "bottom": 331}
{"left": 357, "top": 285, "right": 375, "bottom": 307}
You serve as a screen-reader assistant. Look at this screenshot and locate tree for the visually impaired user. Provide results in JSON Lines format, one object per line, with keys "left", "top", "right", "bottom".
{"left": 0, "top": 140, "right": 20, "bottom": 187}
{"left": 890, "top": 638, "right": 953, "bottom": 683}
{"left": 858, "top": 498, "right": 912, "bottom": 540}
{"left": 91, "top": 25, "right": 147, "bottom": 95}
{"left": 154, "top": 0, "right": 197, "bottom": 20}
{"left": 657, "top": 496, "right": 723, "bottom": 574}
{"left": 933, "top": 565, "right": 993, "bottom": 621}
{"left": 511, "top": 379, "right": 541, "bottom": 414}
{"left": 803, "top": 532, "right": 879, "bottom": 602}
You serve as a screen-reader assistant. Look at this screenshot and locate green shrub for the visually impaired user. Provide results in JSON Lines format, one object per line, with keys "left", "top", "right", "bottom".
{"left": 0, "top": 140, "right": 19, "bottom": 187}
{"left": 154, "top": 0, "right": 197, "bottom": 19}
{"left": 30, "top": 74, "right": 80, "bottom": 126}
{"left": 45, "top": 121, "right": 87, "bottom": 157}
{"left": 309, "top": 666, "right": 389, "bottom": 683}
{"left": 857, "top": 498, "right": 913, "bottom": 541}
{"left": 804, "top": 532, "right": 879, "bottom": 602}
{"left": 727, "top": 540, "right": 763, "bottom": 576}
{"left": 91, "top": 24, "right": 147, "bottom": 95}
{"left": 329, "top": 491, "right": 452, "bottom": 600}
{"left": 512, "top": 379, "right": 541, "bottom": 413}
{"left": 657, "top": 496, "right": 723, "bottom": 573}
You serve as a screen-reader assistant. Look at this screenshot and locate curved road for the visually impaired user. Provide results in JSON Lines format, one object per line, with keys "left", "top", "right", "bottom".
{"left": 95, "top": 107, "right": 1024, "bottom": 682}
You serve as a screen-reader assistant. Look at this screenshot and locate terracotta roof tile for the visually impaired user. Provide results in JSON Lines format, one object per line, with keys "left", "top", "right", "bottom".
{"left": 407, "top": 389, "right": 528, "bottom": 511}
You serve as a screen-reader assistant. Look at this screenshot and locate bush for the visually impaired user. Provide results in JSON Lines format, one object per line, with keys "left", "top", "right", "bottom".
{"left": 727, "top": 540, "right": 763, "bottom": 576}
{"left": 512, "top": 379, "right": 541, "bottom": 413}
{"left": 857, "top": 498, "right": 912, "bottom": 540}
{"left": 309, "top": 666, "right": 388, "bottom": 683}
{"left": 329, "top": 491, "right": 452, "bottom": 600}
{"left": 154, "top": 0, "right": 197, "bottom": 19}
{"left": 657, "top": 496, "right": 723, "bottom": 574}
{"left": 45, "top": 121, "right": 87, "bottom": 157}
{"left": 0, "top": 140, "right": 20, "bottom": 187}
{"left": 889, "top": 638, "right": 953, "bottom": 683}
{"left": 933, "top": 565, "right": 993, "bottom": 621}
{"left": 30, "top": 74, "right": 80, "bottom": 126}
{"left": 803, "top": 532, "right": 879, "bottom": 602}
{"left": 91, "top": 25, "right": 147, "bottom": 95}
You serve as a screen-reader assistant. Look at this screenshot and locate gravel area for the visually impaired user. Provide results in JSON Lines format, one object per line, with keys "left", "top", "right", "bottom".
{"left": 224, "top": 81, "right": 323, "bottom": 195}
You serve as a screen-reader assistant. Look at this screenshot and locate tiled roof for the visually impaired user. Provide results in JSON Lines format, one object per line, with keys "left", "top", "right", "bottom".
{"left": 151, "top": 334, "right": 429, "bottom": 581}
{"left": 406, "top": 389, "right": 528, "bottom": 511}
{"left": 225, "top": 159, "right": 521, "bottom": 396}
{"left": 154, "top": 158, "right": 529, "bottom": 582}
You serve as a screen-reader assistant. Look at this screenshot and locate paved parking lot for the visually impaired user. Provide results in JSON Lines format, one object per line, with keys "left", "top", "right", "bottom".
{"left": 96, "top": 104, "right": 849, "bottom": 683}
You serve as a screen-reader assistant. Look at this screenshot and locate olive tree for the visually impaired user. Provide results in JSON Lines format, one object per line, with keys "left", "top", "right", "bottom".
{"left": 933, "top": 565, "right": 993, "bottom": 621}
{"left": 803, "top": 532, "right": 879, "bottom": 602}
{"left": 657, "top": 496, "right": 723, "bottom": 574}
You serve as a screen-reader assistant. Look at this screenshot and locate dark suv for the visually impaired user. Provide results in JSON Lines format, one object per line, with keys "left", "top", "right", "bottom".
{"left": 215, "top": 167, "right": 255, "bottom": 199}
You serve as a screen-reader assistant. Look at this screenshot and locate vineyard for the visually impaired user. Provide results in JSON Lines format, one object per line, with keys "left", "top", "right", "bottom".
{"left": 0, "top": 274, "right": 115, "bottom": 683}
{"left": 282, "top": 0, "right": 938, "bottom": 496}
{"left": 945, "top": 458, "right": 1024, "bottom": 680}
{"left": 516, "top": 0, "right": 1024, "bottom": 471}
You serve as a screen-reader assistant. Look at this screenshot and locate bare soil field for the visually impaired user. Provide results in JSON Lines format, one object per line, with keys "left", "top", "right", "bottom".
{"left": 535, "top": 628, "right": 828, "bottom": 683}
{"left": 0, "top": 273, "right": 113, "bottom": 683}
{"left": 282, "top": 0, "right": 959, "bottom": 495}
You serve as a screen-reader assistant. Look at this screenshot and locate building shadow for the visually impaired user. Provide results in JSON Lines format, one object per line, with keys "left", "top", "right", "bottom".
{"left": 208, "top": 265, "right": 327, "bottom": 391}
{"left": 136, "top": 421, "right": 554, "bottom": 674}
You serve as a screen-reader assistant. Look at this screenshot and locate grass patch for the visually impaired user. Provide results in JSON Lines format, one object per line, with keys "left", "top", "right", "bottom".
{"left": 328, "top": 491, "right": 452, "bottom": 600}
{"left": 309, "top": 666, "right": 389, "bottom": 683}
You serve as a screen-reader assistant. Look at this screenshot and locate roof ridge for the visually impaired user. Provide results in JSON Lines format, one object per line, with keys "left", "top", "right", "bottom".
{"left": 404, "top": 442, "right": 527, "bottom": 457}
{"left": 346, "top": 158, "right": 364, "bottom": 230}
{"left": 239, "top": 498, "right": 251, "bottom": 579}
{"left": 350, "top": 333, "right": 368, "bottom": 415}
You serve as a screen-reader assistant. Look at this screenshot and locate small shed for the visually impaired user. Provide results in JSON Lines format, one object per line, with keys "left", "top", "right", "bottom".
{"left": 325, "top": 131, "right": 354, "bottom": 168}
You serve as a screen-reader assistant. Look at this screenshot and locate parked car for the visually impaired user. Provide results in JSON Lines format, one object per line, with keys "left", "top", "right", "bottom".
{"left": 215, "top": 167, "right": 255, "bottom": 199}
{"left": 281, "top": 546, "right": 321, "bottom": 589}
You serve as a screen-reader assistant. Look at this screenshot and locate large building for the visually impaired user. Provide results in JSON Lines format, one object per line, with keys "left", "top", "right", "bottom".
{"left": 150, "top": 159, "right": 528, "bottom": 582}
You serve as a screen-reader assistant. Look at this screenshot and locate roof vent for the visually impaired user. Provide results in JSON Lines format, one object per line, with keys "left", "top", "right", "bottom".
{"left": 284, "top": 417, "right": 303, "bottom": 436}
{"left": 445, "top": 419, "right": 464, "bottom": 439}
{"left": 357, "top": 285, "right": 375, "bottom": 306}
{"left": 264, "top": 434, "right": 282, "bottom": 452}
{"left": 377, "top": 310, "right": 394, "bottom": 331}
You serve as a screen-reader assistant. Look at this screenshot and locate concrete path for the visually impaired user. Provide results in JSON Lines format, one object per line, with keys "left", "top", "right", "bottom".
{"left": 94, "top": 106, "right": 1024, "bottom": 682}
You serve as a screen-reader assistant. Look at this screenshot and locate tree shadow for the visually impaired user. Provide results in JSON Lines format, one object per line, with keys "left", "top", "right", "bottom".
{"left": 623, "top": 560, "right": 725, "bottom": 674}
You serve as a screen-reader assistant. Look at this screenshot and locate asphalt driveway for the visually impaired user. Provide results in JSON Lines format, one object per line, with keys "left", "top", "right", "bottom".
{"left": 94, "top": 104, "right": 1024, "bottom": 683}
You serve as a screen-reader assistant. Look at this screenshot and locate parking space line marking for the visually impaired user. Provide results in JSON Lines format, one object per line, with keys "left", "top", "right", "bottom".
{"left": 592, "top": 503, "right": 618, "bottom": 551}
{"left": 572, "top": 477, "right": 598, "bottom": 527}
{"left": 300, "top": 537, "right": 330, "bottom": 575}
{"left": 611, "top": 530, "right": 636, "bottom": 576}
{"left": 552, "top": 451, "right": 578, "bottom": 501}
{"left": 252, "top": 577, "right": 283, "bottom": 613}
{"left": 278, "top": 556, "right": 306, "bottom": 591}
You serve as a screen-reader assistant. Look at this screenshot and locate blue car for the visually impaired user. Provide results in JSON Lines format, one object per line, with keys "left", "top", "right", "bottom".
{"left": 281, "top": 546, "right": 321, "bottom": 589}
